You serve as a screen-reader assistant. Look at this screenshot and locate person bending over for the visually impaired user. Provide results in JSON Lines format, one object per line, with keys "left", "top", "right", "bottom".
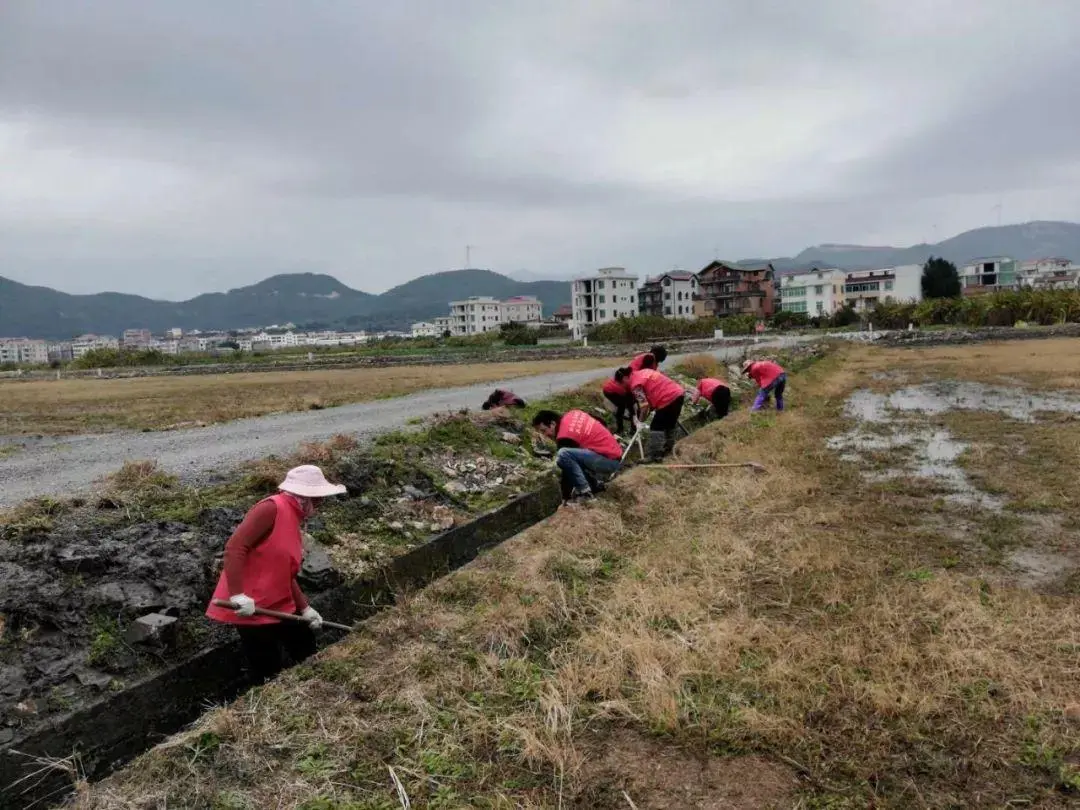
{"left": 482, "top": 389, "right": 526, "bottom": 410}
{"left": 689, "top": 376, "right": 732, "bottom": 419}
{"left": 532, "top": 408, "right": 623, "bottom": 503}
{"left": 742, "top": 359, "right": 786, "bottom": 411}
{"left": 618, "top": 365, "right": 686, "bottom": 460}
{"left": 628, "top": 344, "right": 668, "bottom": 373}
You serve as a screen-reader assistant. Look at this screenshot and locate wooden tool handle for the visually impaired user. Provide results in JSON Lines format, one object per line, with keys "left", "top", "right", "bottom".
{"left": 211, "top": 599, "right": 352, "bottom": 631}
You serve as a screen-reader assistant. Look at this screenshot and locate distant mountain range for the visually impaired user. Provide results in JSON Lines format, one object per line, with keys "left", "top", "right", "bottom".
{"left": 3, "top": 220, "right": 1080, "bottom": 340}
{"left": 751, "top": 220, "right": 1080, "bottom": 274}
{"left": 0, "top": 270, "right": 570, "bottom": 341}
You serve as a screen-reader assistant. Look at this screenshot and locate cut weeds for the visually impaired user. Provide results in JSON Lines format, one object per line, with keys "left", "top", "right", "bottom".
{"left": 72, "top": 339, "right": 1080, "bottom": 809}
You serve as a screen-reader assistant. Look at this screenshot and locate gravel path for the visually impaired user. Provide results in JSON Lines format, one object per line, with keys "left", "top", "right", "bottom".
{"left": 0, "top": 339, "right": 804, "bottom": 507}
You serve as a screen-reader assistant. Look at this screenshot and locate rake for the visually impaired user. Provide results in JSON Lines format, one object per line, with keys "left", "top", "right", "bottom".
{"left": 653, "top": 461, "right": 767, "bottom": 473}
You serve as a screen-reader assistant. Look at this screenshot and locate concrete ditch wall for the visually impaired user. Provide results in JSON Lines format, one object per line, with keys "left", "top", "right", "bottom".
{"left": 0, "top": 483, "right": 563, "bottom": 810}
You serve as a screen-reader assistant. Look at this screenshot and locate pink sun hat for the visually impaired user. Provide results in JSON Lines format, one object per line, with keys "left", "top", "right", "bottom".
{"left": 278, "top": 465, "right": 347, "bottom": 498}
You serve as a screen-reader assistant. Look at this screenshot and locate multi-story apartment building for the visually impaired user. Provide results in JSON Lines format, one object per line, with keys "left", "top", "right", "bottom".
{"left": 694, "top": 261, "right": 775, "bottom": 319}
{"left": 443, "top": 295, "right": 545, "bottom": 336}
{"left": 639, "top": 272, "right": 698, "bottom": 319}
{"left": 433, "top": 316, "right": 453, "bottom": 335}
{"left": 121, "top": 328, "right": 152, "bottom": 349}
{"left": 449, "top": 296, "right": 504, "bottom": 335}
{"left": 777, "top": 268, "right": 848, "bottom": 317}
{"left": 0, "top": 338, "right": 49, "bottom": 365}
{"left": 502, "top": 296, "right": 543, "bottom": 324}
{"left": 71, "top": 334, "right": 120, "bottom": 359}
{"left": 411, "top": 321, "right": 439, "bottom": 338}
{"left": 1018, "top": 257, "right": 1079, "bottom": 289}
{"left": 570, "top": 267, "right": 639, "bottom": 337}
{"left": 960, "top": 257, "right": 1019, "bottom": 296}
{"left": 841, "top": 264, "right": 922, "bottom": 312}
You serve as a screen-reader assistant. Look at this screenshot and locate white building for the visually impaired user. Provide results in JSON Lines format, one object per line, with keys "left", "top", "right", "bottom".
{"left": 433, "top": 316, "right": 453, "bottom": 336}
{"left": 639, "top": 272, "right": 698, "bottom": 319}
{"left": 1018, "top": 257, "right": 1079, "bottom": 289}
{"left": 842, "top": 264, "right": 922, "bottom": 312}
{"left": 502, "top": 296, "right": 543, "bottom": 324}
{"left": 411, "top": 322, "right": 439, "bottom": 338}
{"left": 71, "top": 335, "right": 120, "bottom": 359}
{"left": 449, "top": 296, "right": 503, "bottom": 335}
{"left": 165, "top": 327, "right": 183, "bottom": 340}
{"left": 0, "top": 338, "right": 49, "bottom": 365}
{"left": 777, "top": 268, "right": 847, "bottom": 317}
{"left": 571, "top": 267, "right": 639, "bottom": 338}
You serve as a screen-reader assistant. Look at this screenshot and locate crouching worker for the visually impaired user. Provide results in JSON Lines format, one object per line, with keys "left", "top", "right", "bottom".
{"left": 601, "top": 375, "right": 634, "bottom": 434}
{"left": 619, "top": 365, "right": 686, "bottom": 460}
{"left": 532, "top": 409, "right": 623, "bottom": 503}
{"left": 742, "top": 359, "right": 787, "bottom": 411}
{"left": 206, "top": 465, "right": 347, "bottom": 683}
{"left": 482, "top": 389, "right": 526, "bottom": 410}
{"left": 690, "top": 376, "right": 732, "bottom": 419}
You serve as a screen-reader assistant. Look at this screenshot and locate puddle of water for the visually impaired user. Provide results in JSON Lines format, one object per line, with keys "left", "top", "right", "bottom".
{"left": 876, "top": 381, "right": 1080, "bottom": 423}
{"left": 833, "top": 381, "right": 1080, "bottom": 509}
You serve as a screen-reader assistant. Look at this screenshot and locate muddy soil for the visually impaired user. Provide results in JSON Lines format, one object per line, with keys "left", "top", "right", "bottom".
{"left": 830, "top": 381, "right": 1080, "bottom": 510}
{"left": 0, "top": 411, "right": 552, "bottom": 746}
{"left": 829, "top": 378, "right": 1080, "bottom": 590}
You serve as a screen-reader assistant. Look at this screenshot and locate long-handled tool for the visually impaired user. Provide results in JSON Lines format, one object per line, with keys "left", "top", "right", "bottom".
{"left": 654, "top": 461, "right": 767, "bottom": 473}
{"left": 211, "top": 599, "right": 353, "bottom": 631}
{"left": 620, "top": 422, "right": 647, "bottom": 463}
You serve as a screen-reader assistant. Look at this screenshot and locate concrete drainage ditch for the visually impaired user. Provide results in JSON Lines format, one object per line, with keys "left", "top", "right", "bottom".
{"left": 0, "top": 407, "right": 729, "bottom": 809}
{"left": 0, "top": 482, "right": 564, "bottom": 810}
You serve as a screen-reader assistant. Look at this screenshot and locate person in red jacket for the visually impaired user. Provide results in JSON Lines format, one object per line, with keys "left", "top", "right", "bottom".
{"left": 601, "top": 375, "right": 634, "bottom": 434}
{"left": 618, "top": 365, "right": 686, "bottom": 459}
{"left": 206, "top": 465, "right": 347, "bottom": 683}
{"left": 532, "top": 409, "right": 623, "bottom": 502}
{"left": 628, "top": 344, "right": 668, "bottom": 373}
{"left": 742, "top": 359, "right": 787, "bottom": 411}
{"left": 689, "top": 376, "right": 732, "bottom": 419}
{"left": 482, "top": 389, "right": 526, "bottom": 410}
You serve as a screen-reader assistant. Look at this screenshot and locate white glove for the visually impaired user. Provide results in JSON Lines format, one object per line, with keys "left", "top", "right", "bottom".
{"left": 301, "top": 606, "right": 323, "bottom": 630}
{"left": 230, "top": 593, "right": 256, "bottom": 617}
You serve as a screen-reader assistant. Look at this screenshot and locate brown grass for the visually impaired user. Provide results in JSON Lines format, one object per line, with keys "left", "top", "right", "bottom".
{"left": 0, "top": 357, "right": 627, "bottom": 436}
{"left": 73, "top": 341, "right": 1080, "bottom": 808}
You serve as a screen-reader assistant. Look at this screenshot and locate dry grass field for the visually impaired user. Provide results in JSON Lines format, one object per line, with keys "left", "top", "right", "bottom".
{"left": 0, "top": 357, "right": 626, "bottom": 436}
{"left": 74, "top": 339, "right": 1080, "bottom": 809}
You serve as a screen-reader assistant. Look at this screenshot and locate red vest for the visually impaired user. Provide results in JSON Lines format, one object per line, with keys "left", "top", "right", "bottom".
{"left": 603, "top": 378, "right": 630, "bottom": 397}
{"left": 557, "top": 409, "right": 623, "bottom": 460}
{"left": 206, "top": 493, "right": 303, "bottom": 626}
{"left": 697, "top": 378, "right": 728, "bottom": 399}
{"left": 628, "top": 353, "right": 652, "bottom": 372}
{"left": 748, "top": 361, "right": 784, "bottom": 389}
{"left": 629, "top": 369, "right": 684, "bottom": 410}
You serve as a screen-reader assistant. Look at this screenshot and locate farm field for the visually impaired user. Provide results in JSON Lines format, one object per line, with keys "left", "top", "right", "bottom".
{"left": 0, "top": 356, "right": 627, "bottom": 436}
{"left": 76, "top": 338, "right": 1080, "bottom": 808}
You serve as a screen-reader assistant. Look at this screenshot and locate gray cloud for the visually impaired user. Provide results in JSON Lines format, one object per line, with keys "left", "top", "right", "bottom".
{"left": 1, "top": 0, "right": 1079, "bottom": 298}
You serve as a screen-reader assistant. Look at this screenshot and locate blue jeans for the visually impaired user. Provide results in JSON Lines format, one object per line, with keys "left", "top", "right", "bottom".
{"left": 555, "top": 448, "right": 621, "bottom": 494}
{"left": 751, "top": 373, "right": 787, "bottom": 411}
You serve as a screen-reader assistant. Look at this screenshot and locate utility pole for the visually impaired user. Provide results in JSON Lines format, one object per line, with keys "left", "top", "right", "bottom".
{"left": 465, "top": 245, "right": 476, "bottom": 269}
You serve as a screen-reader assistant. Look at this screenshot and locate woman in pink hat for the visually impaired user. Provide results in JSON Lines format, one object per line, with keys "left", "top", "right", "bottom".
{"left": 206, "top": 465, "right": 347, "bottom": 683}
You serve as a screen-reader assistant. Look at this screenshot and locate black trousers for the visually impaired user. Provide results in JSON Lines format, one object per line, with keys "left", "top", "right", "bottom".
{"left": 236, "top": 621, "right": 317, "bottom": 684}
{"left": 603, "top": 391, "right": 634, "bottom": 433}
{"left": 650, "top": 396, "right": 685, "bottom": 432}
{"left": 710, "top": 387, "right": 732, "bottom": 419}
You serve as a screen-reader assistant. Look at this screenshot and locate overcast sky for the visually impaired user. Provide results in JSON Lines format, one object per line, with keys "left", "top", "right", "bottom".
{"left": 2, "top": 1, "right": 1079, "bottom": 299}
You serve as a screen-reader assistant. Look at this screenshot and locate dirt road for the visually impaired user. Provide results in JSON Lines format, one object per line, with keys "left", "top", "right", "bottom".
{"left": 0, "top": 340, "right": 802, "bottom": 507}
